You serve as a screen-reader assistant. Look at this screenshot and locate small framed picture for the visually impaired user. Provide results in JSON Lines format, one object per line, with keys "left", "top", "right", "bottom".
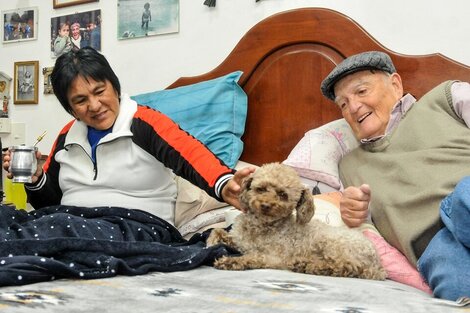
{"left": 117, "top": 0, "right": 179, "bottom": 40}
{"left": 53, "top": 0, "right": 99, "bottom": 9}
{"left": 43, "top": 67, "right": 54, "bottom": 95}
{"left": 51, "top": 9, "right": 101, "bottom": 58}
{"left": 0, "top": 71, "right": 12, "bottom": 117}
{"left": 14, "top": 61, "right": 39, "bottom": 104}
{"left": 1, "top": 7, "right": 38, "bottom": 43}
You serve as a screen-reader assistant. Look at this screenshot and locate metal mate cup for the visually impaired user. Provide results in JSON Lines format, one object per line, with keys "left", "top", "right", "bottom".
{"left": 9, "top": 145, "right": 38, "bottom": 183}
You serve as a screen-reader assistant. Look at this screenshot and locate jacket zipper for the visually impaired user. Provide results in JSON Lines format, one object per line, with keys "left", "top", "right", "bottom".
{"left": 93, "top": 161, "right": 98, "bottom": 180}
{"left": 66, "top": 135, "right": 129, "bottom": 181}
{"left": 66, "top": 143, "right": 98, "bottom": 180}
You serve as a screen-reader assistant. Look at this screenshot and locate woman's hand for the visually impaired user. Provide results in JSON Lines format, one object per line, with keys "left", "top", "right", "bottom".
{"left": 221, "top": 166, "right": 257, "bottom": 211}
{"left": 340, "top": 184, "right": 371, "bottom": 227}
{"left": 3, "top": 149, "right": 44, "bottom": 184}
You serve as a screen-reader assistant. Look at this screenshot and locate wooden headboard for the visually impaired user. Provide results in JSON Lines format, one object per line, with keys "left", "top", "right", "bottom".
{"left": 168, "top": 7, "right": 470, "bottom": 166}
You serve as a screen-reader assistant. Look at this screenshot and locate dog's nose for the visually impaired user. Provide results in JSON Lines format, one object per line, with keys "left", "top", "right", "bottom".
{"left": 260, "top": 203, "right": 270, "bottom": 212}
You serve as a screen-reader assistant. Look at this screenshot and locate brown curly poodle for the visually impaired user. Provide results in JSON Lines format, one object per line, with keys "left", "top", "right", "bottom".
{"left": 207, "top": 162, "right": 386, "bottom": 280}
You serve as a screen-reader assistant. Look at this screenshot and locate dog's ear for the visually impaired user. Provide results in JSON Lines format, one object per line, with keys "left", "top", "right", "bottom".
{"left": 295, "top": 188, "right": 315, "bottom": 224}
{"left": 239, "top": 177, "right": 253, "bottom": 213}
{"left": 242, "top": 177, "right": 253, "bottom": 191}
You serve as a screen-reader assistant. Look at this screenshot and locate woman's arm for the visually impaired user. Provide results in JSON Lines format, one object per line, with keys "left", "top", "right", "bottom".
{"left": 24, "top": 132, "right": 68, "bottom": 209}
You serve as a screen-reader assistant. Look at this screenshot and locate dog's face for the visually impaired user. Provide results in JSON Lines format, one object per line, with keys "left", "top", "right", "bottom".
{"left": 239, "top": 163, "right": 315, "bottom": 224}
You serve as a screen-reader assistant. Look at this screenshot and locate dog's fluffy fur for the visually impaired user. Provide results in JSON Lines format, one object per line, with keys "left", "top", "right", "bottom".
{"left": 207, "top": 162, "right": 386, "bottom": 280}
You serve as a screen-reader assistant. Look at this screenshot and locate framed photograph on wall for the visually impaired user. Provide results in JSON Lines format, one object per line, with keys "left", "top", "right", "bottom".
{"left": 43, "top": 67, "right": 54, "bottom": 95}
{"left": 117, "top": 0, "right": 179, "bottom": 40}
{"left": 14, "top": 61, "right": 39, "bottom": 104}
{"left": 1, "top": 7, "right": 38, "bottom": 43}
{"left": 51, "top": 9, "right": 101, "bottom": 58}
{"left": 0, "top": 72, "right": 12, "bottom": 117}
{"left": 53, "top": 0, "right": 99, "bottom": 9}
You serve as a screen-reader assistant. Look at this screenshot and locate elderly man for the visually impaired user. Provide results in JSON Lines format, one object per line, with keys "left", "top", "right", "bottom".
{"left": 320, "top": 51, "right": 470, "bottom": 301}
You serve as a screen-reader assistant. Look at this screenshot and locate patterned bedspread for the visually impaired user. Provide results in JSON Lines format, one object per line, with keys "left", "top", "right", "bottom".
{"left": 0, "top": 205, "right": 467, "bottom": 312}
{"left": 0, "top": 205, "right": 232, "bottom": 286}
{"left": 0, "top": 267, "right": 465, "bottom": 312}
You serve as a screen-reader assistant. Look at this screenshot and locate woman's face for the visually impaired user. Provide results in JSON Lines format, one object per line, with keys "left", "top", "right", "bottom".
{"left": 334, "top": 70, "right": 403, "bottom": 140}
{"left": 67, "top": 76, "right": 120, "bottom": 130}
{"left": 71, "top": 24, "right": 80, "bottom": 39}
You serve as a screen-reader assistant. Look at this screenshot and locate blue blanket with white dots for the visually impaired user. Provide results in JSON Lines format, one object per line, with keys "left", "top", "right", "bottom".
{"left": 0, "top": 205, "right": 232, "bottom": 286}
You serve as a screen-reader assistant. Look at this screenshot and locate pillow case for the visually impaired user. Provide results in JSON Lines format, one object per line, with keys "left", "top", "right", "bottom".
{"left": 283, "top": 118, "right": 359, "bottom": 190}
{"left": 174, "top": 160, "right": 257, "bottom": 233}
{"left": 131, "top": 71, "right": 247, "bottom": 168}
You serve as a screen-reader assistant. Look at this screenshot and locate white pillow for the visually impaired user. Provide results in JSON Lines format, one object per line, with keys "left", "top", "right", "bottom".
{"left": 174, "top": 160, "right": 258, "bottom": 230}
{"left": 283, "top": 119, "right": 358, "bottom": 190}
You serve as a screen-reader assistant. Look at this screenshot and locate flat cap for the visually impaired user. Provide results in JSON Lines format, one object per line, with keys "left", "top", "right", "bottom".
{"left": 320, "top": 51, "right": 396, "bottom": 101}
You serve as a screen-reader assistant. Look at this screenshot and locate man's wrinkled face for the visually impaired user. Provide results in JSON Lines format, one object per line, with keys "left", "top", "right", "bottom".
{"left": 333, "top": 70, "right": 403, "bottom": 140}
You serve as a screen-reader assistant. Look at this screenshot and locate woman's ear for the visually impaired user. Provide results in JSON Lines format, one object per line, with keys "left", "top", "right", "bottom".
{"left": 69, "top": 107, "right": 80, "bottom": 120}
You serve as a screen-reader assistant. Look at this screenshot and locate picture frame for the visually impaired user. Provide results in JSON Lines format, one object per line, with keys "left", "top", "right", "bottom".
{"left": 0, "top": 71, "right": 12, "bottom": 117}
{"left": 51, "top": 9, "right": 101, "bottom": 58}
{"left": 1, "top": 7, "right": 38, "bottom": 43}
{"left": 53, "top": 0, "right": 99, "bottom": 9}
{"left": 14, "top": 61, "right": 39, "bottom": 105}
{"left": 42, "top": 67, "right": 54, "bottom": 95}
{"left": 117, "top": 0, "right": 179, "bottom": 40}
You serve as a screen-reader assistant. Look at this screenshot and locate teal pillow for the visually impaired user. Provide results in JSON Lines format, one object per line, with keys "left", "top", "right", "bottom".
{"left": 131, "top": 71, "right": 247, "bottom": 168}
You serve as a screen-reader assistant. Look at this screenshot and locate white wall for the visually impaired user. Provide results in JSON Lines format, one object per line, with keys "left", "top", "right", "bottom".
{"left": 1, "top": 0, "right": 470, "bottom": 153}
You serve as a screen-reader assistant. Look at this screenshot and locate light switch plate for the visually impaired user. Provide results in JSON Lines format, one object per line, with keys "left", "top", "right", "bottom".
{"left": 10, "top": 123, "right": 25, "bottom": 145}
{"left": 0, "top": 118, "right": 11, "bottom": 133}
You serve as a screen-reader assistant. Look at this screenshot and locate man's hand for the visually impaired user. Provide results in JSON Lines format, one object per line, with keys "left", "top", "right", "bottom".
{"left": 221, "top": 166, "right": 257, "bottom": 211}
{"left": 340, "top": 184, "right": 371, "bottom": 227}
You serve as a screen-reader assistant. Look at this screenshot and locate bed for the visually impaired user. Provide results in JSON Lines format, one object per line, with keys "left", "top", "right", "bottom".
{"left": 1, "top": 7, "right": 469, "bottom": 312}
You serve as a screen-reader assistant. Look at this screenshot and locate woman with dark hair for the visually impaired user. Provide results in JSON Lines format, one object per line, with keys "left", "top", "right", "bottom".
{"left": 3, "top": 47, "right": 253, "bottom": 224}
{"left": 0, "top": 47, "right": 255, "bottom": 285}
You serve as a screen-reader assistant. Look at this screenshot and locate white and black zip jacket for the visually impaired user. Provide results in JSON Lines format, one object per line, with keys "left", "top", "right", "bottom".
{"left": 26, "top": 94, "right": 235, "bottom": 224}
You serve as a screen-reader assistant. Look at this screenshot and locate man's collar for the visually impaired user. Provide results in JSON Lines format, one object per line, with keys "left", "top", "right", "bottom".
{"left": 360, "top": 93, "right": 416, "bottom": 144}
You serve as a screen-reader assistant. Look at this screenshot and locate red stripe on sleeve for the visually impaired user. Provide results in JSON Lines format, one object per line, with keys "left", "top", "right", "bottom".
{"left": 135, "top": 107, "right": 232, "bottom": 187}
{"left": 43, "top": 120, "right": 75, "bottom": 172}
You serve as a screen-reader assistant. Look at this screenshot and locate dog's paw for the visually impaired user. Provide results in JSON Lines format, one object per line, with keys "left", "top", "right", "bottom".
{"left": 213, "top": 256, "right": 247, "bottom": 271}
{"left": 206, "top": 228, "right": 230, "bottom": 247}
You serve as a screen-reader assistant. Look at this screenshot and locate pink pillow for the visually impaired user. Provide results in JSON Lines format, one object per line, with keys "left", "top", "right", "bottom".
{"left": 362, "top": 229, "right": 432, "bottom": 294}
{"left": 311, "top": 191, "right": 432, "bottom": 294}
{"left": 283, "top": 119, "right": 358, "bottom": 189}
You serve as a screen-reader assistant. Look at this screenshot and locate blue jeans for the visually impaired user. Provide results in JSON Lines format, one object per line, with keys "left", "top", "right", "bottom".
{"left": 418, "top": 176, "right": 470, "bottom": 301}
